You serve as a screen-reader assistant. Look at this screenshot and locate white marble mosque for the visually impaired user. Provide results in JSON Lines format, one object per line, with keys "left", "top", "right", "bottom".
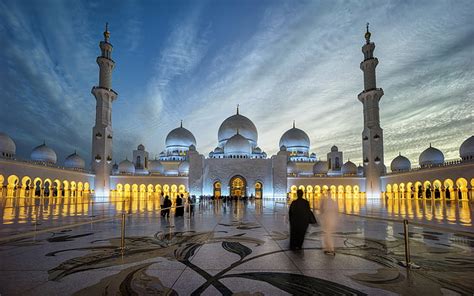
{"left": 0, "top": 25, "right": 473, "bottom": 202}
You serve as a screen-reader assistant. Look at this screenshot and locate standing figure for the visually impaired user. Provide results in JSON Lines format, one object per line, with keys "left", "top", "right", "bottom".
{"left": 289, "top": 189, "right": 315, "bottom": 250}
{"left": 175, "top": 194, "right": 184, "bottom": 217}
{"left": 162, "top": 195, "right": 172, "bottom": 219}
{"left": 189, "top": 195, "right": 195, "bottom": 216}
{"left": 320, "top": 193, "right": 338, "bottom": 256}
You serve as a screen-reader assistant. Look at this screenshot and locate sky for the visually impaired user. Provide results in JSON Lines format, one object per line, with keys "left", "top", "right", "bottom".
{"left": 0, "top": 0, "right": 472, "bottom": 169}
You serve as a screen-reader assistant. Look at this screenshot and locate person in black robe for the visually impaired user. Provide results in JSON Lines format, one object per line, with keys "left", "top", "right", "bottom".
{"left": 162, "top": 196, "right": 172, "bottom": 219}
{"left": 175, "top": 194, "right": 184, "bottom": 217}
{"left": 289, "top": 189, "right": 315, "bottom": 250}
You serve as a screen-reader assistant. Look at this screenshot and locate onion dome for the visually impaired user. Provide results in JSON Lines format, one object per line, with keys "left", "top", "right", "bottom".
{"left": 287, "top": 161, "right": 298, "bottom": 174}
{"left": 313, "top": 161, "right": 328, "bottom": 174}
{"left": 118, "top": 159, "right": 135, "bottom": 174}
{"left": 390, "top": 153, "right": 411, "bottom": 172}
{"left": 357, "top": 164, "right": 364, "bottom": 175}
{"left": 224, "top": 132, "right": 252, "bottom": 156}
{"left": 460, "top": 135, "right": 474, "bottom": 160}
{"left": 148, "top": 159, "right": 164, "bottom": 174}
{"left": 0, "top": 132, "right": 16, "bottom": 157}
{"left": 341, "top": 160, "right": 357, "bottom": 175}
{"left": 331, "top": 145, "right": 338, "bottom": 152}
{"left": 137, "top": 144, "right": 145, "bottom": 151}
{"left": 178, "top": 161, "right": 190, "bottom": 174}
{"left": 279, "top": 122, "right": 310, "bottom": 151}
{"left": 64, "top": 151, "right": 85, "bottom": 169}
{"left": 31, "top": 142, "right": 57, "bottom": 164}
{"left": 419, "top": 144, "right": 444, "bottom": 167}
{"left": 218, "top": 107, "right": 258, "bottom": 146}
{"left": 165, "top": 122, "right": 196, "bottom": 149}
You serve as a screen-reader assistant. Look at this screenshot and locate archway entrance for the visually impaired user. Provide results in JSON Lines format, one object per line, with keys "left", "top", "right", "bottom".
{"left": 230, "top": 176, "right": 246, "bottom": 197}
{"left": 213, "top": 181, "right": 221, "bottom": 197}
{"left": 255, "top": 182, "right": 263, "bottom": 199}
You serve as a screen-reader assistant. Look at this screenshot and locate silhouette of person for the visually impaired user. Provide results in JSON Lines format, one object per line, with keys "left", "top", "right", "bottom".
{"left": 175, "top": 194, "right": 184, "bottom": 217}
{"left": 289, "top": 189, "right": 315, "bottom": 250}
{"left": 162, "top": 195, "right": 171, "bottom": 219}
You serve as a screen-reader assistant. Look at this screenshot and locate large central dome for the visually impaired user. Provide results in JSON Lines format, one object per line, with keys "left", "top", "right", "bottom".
{"left": 165, "top": 124, "right": 196, "bottom": 149}
{"left": 218, "top": 109, "right": 258, "bottom": 146}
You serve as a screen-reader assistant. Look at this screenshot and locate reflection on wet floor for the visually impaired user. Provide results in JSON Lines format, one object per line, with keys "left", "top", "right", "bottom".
{"left": 0, "top": 194, "right": 472, "bottom": 235}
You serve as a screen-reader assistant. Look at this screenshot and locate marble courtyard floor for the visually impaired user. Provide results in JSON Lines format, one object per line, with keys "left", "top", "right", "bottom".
{"left": 0, "top": 197, "right": 473, "bottom": 295}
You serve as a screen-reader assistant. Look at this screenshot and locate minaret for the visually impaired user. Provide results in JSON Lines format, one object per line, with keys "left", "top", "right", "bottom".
{"left": 91, "top": 23, "right": 118, "bottom": 196}
{"left": 358, "top": 23, "right": 386, "bottom": 198}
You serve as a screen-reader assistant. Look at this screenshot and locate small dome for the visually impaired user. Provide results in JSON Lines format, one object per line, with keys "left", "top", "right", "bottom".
{"left": 419, "top": 144, "right": 444, "bottom": 167}
{"left": 287, "top": 161, "right": 298, "bottom": 174}
{"left": 118, "top": 159, "right": 135, "bottom": 174}
{"left": 137, "top": 144, "right": 145, "bottom": 151}
{"left": 331, "top": 145, "right": 338, "bottom": 152}
{"left": 313, "top": 161, "right": 328, "bottom": 174}
{"left": 148, "top": 159, "right": 164, "bottom": 174}
{"left": 460, "top": 135, "right": 474, "bottom": 160}
{"left": 214, "top": 146, "right": 224, "bottom": 153}
{"left": 112, "top": 162, "right": 119, "bottom": 174}
{"left": 165, "top": 125, "right": 196, "bottom": 149}
{"left": 390, "top": 153, "right": 411, "bottom": 172}
{"left": 224, "top": 133, "right": 252, "bottom": 156}
{"left": 341, "top": 160, "right": 357, "bottom": 175}
{"left": 310, "top": 152, "right": 316, "bottom": 158}
{"left": 135, "top": 167, "right": 149, "bottom": 175}
{"left": 218, "top": 111, "right": 258, "bottom": 146}
{"left": 279, "top": 126, "right": 310, "bottom": 150}
{"left": 357, "top": 164, "right": 364, "bottom": 175}
{"left": 31, "top": 142, "right": 57, "bottom": 164}
{"left": 178, "top": 161, "right": 190, "bottom": 174}
{"left": 280, "top": 145, "right": 287, "bottom": 151}
{"left": 64, "top": 151, "right": 85, "bottom": 169}
{"left": 189, "top": 144, "right": 196, "bottom": 151}
{"left": 253, "top": 147, "right": 262, "bottom": 153}
{"left": 0, "top": 132, "right": 16, "bottom": 156}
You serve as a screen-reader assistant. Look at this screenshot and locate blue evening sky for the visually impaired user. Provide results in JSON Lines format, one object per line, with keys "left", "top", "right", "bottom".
{"left": 0, "top": 0, "right": 473, "bottom": 167}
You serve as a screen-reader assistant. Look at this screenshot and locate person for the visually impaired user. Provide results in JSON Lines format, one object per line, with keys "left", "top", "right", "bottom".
{"left": 189, "top": 195, "right": 195, "bottom": 216}
{"left": 288, "top": 189, "right": 316, "bottom": 250}
{"left": 320, "top": 193, "right": 338, "bottom": 256}
{"left": 162, "top": 195, "right": 171, "bottom": 219}
{"left": 175, "top": 194, "right": 184, "bottom": 217}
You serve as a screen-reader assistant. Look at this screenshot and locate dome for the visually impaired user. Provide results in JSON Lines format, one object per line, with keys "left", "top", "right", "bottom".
{"left": 331, "top": 145, "right": 338, "bottom": 152}
{"left": 341, "top": 160, "right": 357, "bottom": 175}
{"left": 279, "top": 125, "right": 310, "bottom": 150}
{"left": 118, "top": 159, "right": 135, "bottom": 174}
{"left": 0, "top": 132, "right": 16, "bottom": 156}
{"left": 224, "top": 133, "right": 252, "bottom": 156}
{"left": 310, "top": 152, "right": 316, "bottom": 158}
{"left": 253, "top": 147, "right": 262, "bottom": 153}
{"left": 178, "top": 161, "right": 190, "bottom": 174}
{"left": 137, "top": 144, "right": 145, "bottom": 151}
{"left": 313, "top": 161, "right": 328, "bottom": 174}
{"left": 165, "top": 124, "right": 196, "bottom": 149}
{"left": 112, "top": 162, "right": 119, "bottom": 174}
{"left": 460, "top": 135, "right": 474, "bottom": 160}
{"left": 31, "top": 143, "right": 57, "bottom": 164}
{"left": 287, "top": 161, "right": 298, "bottom": 174}
{"left": 148, "top": 159, "right": 164, "bottom": 174}
{"left": 64, "top": 151, "right": 85, "bottom": 169}
{"left": 419, "top": 144, "right": 444, "bottom": 167}
{"left": 218, "top": 111, "right": 258, "bottom": 146}
{"left": 214, "top": 146, "right": 224, "bottom": 154}
{"left": 390, "top": 153, "right": 411, "bottom": 172}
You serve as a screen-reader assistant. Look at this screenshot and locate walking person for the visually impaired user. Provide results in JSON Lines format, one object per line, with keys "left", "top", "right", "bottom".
{"left": 162, "top": 195, "right": 171, "bottom": 219}
{"left": 175, "top": 194, "right": 184, "bottom": 217}
{"left": 288, "top": 189, "right": 317, "bottom": 250}
{"left": 189, "top": 195, "right": 195, "bottom": 216}
{"left": 320, "top": 193, "right": 338, "bottom": 256}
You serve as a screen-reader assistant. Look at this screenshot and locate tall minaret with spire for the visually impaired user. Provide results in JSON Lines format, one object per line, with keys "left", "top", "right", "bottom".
{"left": 91, "top": 23, "right": 118, "bottom": 196}
{"left": 358, "top": 23, "right": 386, "bottom": 198}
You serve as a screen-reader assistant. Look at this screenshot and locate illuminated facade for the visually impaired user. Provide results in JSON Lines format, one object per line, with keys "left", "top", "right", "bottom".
{"left": 0, "top": 26, "right": 473, "bottom": 201}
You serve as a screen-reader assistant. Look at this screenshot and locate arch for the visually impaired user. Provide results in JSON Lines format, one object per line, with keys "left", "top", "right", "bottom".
{"left": 423, "top": 180, "right": 432, "bottom": 199}
{"left": 229, "top": 176, "right": 246, "bottom": 197}
{"left": 386, "top": 184, "right": 392, "bottom": 193}
{"left": 393, "top": 184, "right": 399, "bottom": 193}
{"left": 322, "top": 185, "right": 329, "bottom": 192}
{"left": 171, "top": 184, "right": 178, "bottom": 192}
{"left": 432, "top": 179, "right": 442, "bottom": 199}
{"left": 178, "top": 184, "right": 186, "bottom": 193}
{"left": 314, "top": 185, "right": 321, "bottom": 194}
{"left": 7, "top": 175, "right": 19, "bottom": 197}
{"left": 84, "top": 182, "right": 90, "bottom": 193}
{"left": 399, "top": 183, "right": 405, "bottom": 192}
{"left": 306, "top": 185, "right": 313, "bottom": 193}
{"left": 147, "top": 184, "right": 154, "bottom": 192}
{"left": 124, "top": 184, "right": 131, "bottom": 192}
{"left": 330, "top": 185, "right": 336, "bottom": 193}
{"left": 139, "top": 184, "right": 146, "bottom": 192}
{"left": 70, "top": 181, "right": 77, "bottom": 197}
{"left": 117, "top": 183, "right": 124, "bottom": 192}
{"left": 337, "top": 185, "right": 344, "bottom": 193}
{"left": 0, "top": 174, "right": 4, "bottom": 186}
{"left": 345, "top": 185, "right": 352, "bottom": 194}
{"left": 298, "top": 185, "right": 306, "bottom": 193}
{"left": 414, "top": 181, "right": 422, "bottom": 198}
{"left": 132, "top": 184, "right": 139, "bottom": 192}
{"left": 353, "top": 185, "right": 360, "bottom": 194}
{"left": 456, "top": 178, "right": 468, "bottom": 200}
{"left": 213, "top": 181, "right": 222, "bottom": 197}
{"left": 255, "top": 181, "right": 263, "bottom": 199}
{"left": 163, "top": 184, "right": 170, "bottom": 193}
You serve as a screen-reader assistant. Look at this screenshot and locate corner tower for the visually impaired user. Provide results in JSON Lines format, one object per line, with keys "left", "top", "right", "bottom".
{"left": 91, "top": 23, "right": 118, "bottom": 196}
{"left": 358, "top": 24, "right": 386, "bottom": 197}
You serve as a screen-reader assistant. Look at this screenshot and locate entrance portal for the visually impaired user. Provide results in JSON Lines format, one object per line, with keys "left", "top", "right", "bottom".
{"left": 230, "top": 176, "right": 246, "bottom": 197}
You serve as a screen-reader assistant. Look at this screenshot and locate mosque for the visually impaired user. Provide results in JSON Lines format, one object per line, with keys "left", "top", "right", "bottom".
{"left": 0, "top": 25, "right": 473, "bottom": 201}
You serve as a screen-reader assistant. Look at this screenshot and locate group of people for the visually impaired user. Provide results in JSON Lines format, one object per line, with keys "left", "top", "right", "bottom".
{"left": 289, "top": 189, "right": 338, "bottom": 255}
{"left": 198, "top": 194, "right": 256, "bottom": 202}
{"left": 160, "top": 193, "right": 196, "bottom": 219}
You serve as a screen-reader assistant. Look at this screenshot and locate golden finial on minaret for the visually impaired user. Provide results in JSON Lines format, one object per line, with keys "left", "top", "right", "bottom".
{"left": 180, "top": 120, "right": 183, "bottom": 128}
{"left": 293, "top": 120, "right": 295, "bottom": 128}
{"left": 104, "top": 22, "right": 110, "bottom": 42}
{"left": 365, "top": 22, "right": 371, "bottom": 44}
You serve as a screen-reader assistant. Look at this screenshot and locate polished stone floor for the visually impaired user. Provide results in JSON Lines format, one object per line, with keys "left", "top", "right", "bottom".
{"left": 0, "top": 196, "right": 473, "bottom": 295}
